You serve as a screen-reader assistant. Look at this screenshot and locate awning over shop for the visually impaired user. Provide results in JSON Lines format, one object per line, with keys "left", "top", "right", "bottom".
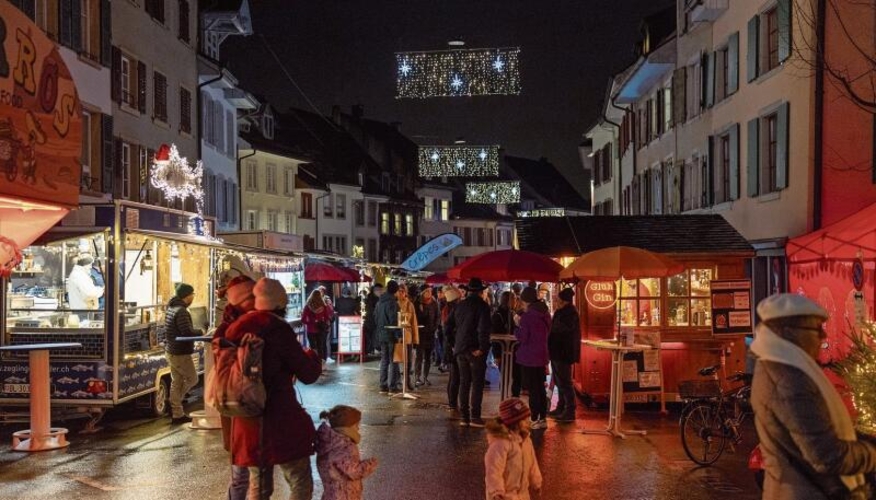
{"left": 787, "top": 202, "right": 876, "bottom": 263}
{"left": 515, "top": 215, "right": 753, "bottom": 257}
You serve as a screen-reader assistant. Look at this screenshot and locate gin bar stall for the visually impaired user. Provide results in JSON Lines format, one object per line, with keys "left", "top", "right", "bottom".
{"left": 1, "top": 202, "right": 218, "bottom": 425}
{"left": 516, "top": 215, "right": 755, "bottom": 404}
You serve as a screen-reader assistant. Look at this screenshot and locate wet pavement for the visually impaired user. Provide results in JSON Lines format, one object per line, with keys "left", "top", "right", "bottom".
{"left": 0, "top": 361, "right": 761, "bottom": 500}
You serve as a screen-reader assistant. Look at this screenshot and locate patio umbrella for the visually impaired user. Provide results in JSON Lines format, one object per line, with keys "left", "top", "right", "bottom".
{"left": 447, "top": 249, "right": 563, "bottom": 282}
{"left": 305, "top": 262, "right": 358, "bottom": 282}
{"left": 559, "top": 246, "right": 684, "bottom": 281}
{"left": 425, "top": 272, "right": 450, "bottom": 285}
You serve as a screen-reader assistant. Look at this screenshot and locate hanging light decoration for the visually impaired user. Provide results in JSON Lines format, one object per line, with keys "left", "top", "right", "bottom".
{"left": 465, "top": 181, "right": 521, "bottom": 204}
{"left": 396, "top": 45, "right": 521, "bottom": 98}
{"left": 418, "top": 145, "right": 500, "bottom": 177}
{"left": 150, "top": 143, "right": 205, "bottom": 214}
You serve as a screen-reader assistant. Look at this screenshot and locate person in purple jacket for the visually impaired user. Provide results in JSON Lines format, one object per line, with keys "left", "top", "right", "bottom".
{"left": 514, "top": 286, "right": 552, "bottom": 430}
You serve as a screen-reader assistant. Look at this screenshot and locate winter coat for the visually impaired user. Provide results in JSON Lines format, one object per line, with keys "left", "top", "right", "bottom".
{"left": 212, "top": 303, "right": 245, "bottom": 452}
{"left": 164, "top": 296, "right": 201, "bottom": 355}
{"left": 335, "top": 296, "right": 360, "bottom": 316}
{"left": 375, "top": 293, "right": 400, "bottom": 344}
{"left": 448, "top": 293, "right": 492, "bottom": 356}
{"left": 484, "top": 426, "right": 542, "bottom": 500}
{"left": 548, "top": 304, "right": 580, "bottom": 364}
{"left": 302, "top": 303, "right": 332, "bottom": 335}
{"left": 315, "top": 422, "right": 377, "bottom": 500}
{"left": 752, "top": 359, "right": 876, "bottom": 500}
{"left": 491, "top": 306, "right": 513, "bottom": 335}
{"left": 363, "top": 294, "right": 379, "bottom": 331}
{"left": 514, "top": 302, "right": 551, "bottom": 368}
{"left": 67, "top": 264, "right": 103, "bottom": 310}
{"left": 441, "top": 301, "right": 458, "bottom": 362}
{"left": 393, "top": 297, "right": 419, "bottom": 363}
{"left": 226, "top": 311, "right": 322, "bottom": 467}
{"left": 415, "top": 298, "right": 440, "bottom": 349}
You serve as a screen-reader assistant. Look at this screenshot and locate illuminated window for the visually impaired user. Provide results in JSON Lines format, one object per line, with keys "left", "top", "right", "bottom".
{"left": 380, "top": 213, "right": 389, "bottom": 235}
{"left": 618, "top": 277, "right": 662, "bottom": 327}
{"left": 667, "top": 269, "right": 714, "bottom": 327}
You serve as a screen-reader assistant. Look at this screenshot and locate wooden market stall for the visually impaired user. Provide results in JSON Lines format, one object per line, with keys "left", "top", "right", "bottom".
{"left": 516, "top": 215, "right": 755, "bottom": 405}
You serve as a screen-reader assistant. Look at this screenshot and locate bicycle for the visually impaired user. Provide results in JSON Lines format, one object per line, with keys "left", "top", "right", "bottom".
{"left": 678, "top": 364, "right": 753, "bottom": 465}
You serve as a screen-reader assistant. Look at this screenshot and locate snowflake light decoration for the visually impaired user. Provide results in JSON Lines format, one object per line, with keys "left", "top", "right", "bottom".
{"left": 151, "top": 144, "right": 205, "bottom": 213}
{"left": 418, "top": 145, "right": 500, "bottom": 177}
{"left": 395, "top": 47, "right": 521, "bottom": 98}
{"left": 465, "top": 181, "right": 521, "bottom": 204}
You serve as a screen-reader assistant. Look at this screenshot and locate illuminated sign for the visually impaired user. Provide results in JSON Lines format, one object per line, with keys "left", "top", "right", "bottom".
{"left": 584, "top": 280, "right": 617, "bottom": 309}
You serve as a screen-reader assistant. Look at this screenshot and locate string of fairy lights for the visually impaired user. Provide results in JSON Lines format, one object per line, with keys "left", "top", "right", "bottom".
{"left": 465, "top": 181, "right": 521, "bottom": 204}
{"left": 396, "top": 47, "right": 521, "bottom": 99}
{"left": 418, "top": 145, "right": 500, "bottom": 177}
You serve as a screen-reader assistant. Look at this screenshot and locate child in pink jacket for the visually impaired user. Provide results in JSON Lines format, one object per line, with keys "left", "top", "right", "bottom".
{"left": 485, "top": 398, "right": 543, "bottom": 500}
{"left": 315, "top": 405, "right": 378, "bottom": 500}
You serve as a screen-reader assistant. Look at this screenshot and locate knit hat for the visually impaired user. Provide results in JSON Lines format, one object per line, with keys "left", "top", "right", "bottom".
{"left": 558, "top": 287, "right": 575, "bottom": 302}
{"left": 520, "top": 286, "right": 538, "bottom": 304}
{"left": 499, "top": 397, "right": 531, "bottom": 426}
{"left": 225, "top": 276, "right": 256, "bottom": 306}
{"left": 175, "top": 282, "right": 195, "bottom": 299}
{"left": 386, "top": 280, "right": 399, "bottom": 295}
{"left": 757, "top": 293, "right": 828, "bottom": 322}
{"left": 443, "top": 285, "right": 460, "bottom": 303}
{"left": 254, "top": 278, "right": 287, "bottom": 311}
{"left": 320, "top": 404, "right": 362, "bottom": 428}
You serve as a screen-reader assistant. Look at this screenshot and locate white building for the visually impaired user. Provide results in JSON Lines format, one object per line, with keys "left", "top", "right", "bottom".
{"left": 417, "top": 182, "right": 455, "bottom": 272}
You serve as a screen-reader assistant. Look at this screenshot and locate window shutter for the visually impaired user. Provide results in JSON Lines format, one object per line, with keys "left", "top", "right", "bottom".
{"left": 111, "top": 47, "right": 121, "bottom": 103}
{"left": 728, "top": 32, "right": 739, "bottom": 94}
{"left": 777, "top": 0, "right": 791, "bottom": 63}
{"left": 147, "top": 148, "right": 159, "bottom": 203}
{"left": 705, "top": 52, "right": 716, "bottom": 108}
{"left": 59, "top": 0, "right": 73, "bottom": 48}
{"left": 180, "top": 88, "right": 191, "bottom": 134}
{"left": 101, "top": 115, "right": 114, "bottom": 194}
{"left": 100, "top": 0, "right": 112, "bottom": 67}
{"left": 137, "top": 61, "right": 147, "bottom": 113}
{"left": 672, "top": 67, "right": 686, "bottom": 125}
{"left": 70, "top": 0, "right": 82, "bottom": 53}
{"left": 705, "top": 136, "right": 715, "bottom": 206}
{"left": 747, "top": 16, "right": 760, "bottom": 82}
{"left": 178, "top": 0, "right": 190, "bottom": 43}
{"left": 776, "top": 102, "right": 790, "bottom": 189}
{"left": 226, "top": 110, "right": 234, "bottom": 156}
{"left": 729, "top": 123, "right": 740, "bottom": 200}
{"left": 159, "top": 0, "right": 166, "bottom": 24}
{"left": 747, "top": 118, "right": 760, "bottom": 197}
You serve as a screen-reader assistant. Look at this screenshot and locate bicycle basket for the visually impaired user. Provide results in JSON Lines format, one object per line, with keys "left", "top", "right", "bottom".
{"left": 678, "top": 379, "right": 721, "bottom": 399}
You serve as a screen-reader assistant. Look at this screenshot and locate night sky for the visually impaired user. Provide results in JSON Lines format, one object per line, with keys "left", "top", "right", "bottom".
{"left": 224, "top": 0, "right": 675, "bottom": 198}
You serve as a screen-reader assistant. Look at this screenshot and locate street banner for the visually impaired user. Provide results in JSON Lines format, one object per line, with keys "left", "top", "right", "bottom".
{"left": 400, "top": 233, "right": 462, "bottom": 271}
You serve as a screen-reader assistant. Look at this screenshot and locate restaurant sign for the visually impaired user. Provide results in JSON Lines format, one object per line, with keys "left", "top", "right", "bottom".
{"left": 0, "top": 3, "right": 82, "bottom": 208}
{"left": 584, "top": 280, "right": 617, "bottom": 309}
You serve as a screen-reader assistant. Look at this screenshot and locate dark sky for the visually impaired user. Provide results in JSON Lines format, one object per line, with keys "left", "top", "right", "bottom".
{"left": 224, "top": 0, "right": 675, "bottom": 198}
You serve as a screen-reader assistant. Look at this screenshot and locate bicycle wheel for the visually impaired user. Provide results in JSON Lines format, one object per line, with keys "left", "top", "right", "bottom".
{"left": 681, "top": 402, "right": 727, "bottom": 465}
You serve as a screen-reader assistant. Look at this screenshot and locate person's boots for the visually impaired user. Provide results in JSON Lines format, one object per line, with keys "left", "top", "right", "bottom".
{"left": 555, "top": 407, "right": 576, "bottom": 422}
{"left": 548, "top": 405, "right": 566, "bottom": 418}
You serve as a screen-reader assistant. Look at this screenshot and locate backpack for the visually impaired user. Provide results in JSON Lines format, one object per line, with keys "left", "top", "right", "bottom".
{"left": 206, "top": 332, "right": 267, "bottom": 418}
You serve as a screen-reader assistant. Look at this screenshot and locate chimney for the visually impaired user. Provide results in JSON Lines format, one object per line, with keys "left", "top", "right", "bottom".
{"left": 331, "top": 105, "right": 342, "bottom": 125}
{"left": 351, "top": 104, "right": 364, "bottom": 119}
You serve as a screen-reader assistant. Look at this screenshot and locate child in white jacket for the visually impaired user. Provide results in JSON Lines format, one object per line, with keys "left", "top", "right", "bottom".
{"left": 485, "top": 398, "right": 543, "bottom": 500}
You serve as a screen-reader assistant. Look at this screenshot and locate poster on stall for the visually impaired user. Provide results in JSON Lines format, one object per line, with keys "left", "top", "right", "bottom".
{"left": 622, "top": 330, "right": 663, "bottom": 402}
{"left": 711, "top": 280, "right": 753, "bottom": 336}
{"left": 337, "top": 315, "right": 363, "bottom": 358}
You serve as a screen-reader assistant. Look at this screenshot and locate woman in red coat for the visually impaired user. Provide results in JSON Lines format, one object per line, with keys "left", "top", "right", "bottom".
{"left": 226, "top": 278, "right": 322, "bottom": 500}
{"left": 302, "top": 289, "right": 333, "bottom": 364}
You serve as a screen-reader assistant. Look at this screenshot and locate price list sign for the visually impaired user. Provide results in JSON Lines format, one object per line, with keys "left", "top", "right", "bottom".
{"left": 710, "top": 280, "right": 753, "bottom": 336}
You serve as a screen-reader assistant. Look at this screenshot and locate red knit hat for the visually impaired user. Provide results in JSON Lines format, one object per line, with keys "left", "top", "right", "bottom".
{"left": 499, "top": 397, "right": 531, "bottom": 426}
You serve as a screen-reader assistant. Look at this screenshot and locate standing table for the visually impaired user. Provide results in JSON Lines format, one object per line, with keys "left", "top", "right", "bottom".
{"left": 385, "top": 325, "right": 421, "bottom": 400}
{"left": 176, "top": 336, "right": 219, "bottom": 430}
{"left": 0, "top": 342, "right": 82, "bottom": 451}
{"left": 582, "top": 339, "right": 652, "bottom": 439}
{"left": 490, "top": 334, "right": 517, "bottom": 401}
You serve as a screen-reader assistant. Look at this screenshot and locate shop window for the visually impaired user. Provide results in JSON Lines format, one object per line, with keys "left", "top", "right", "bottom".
{"left": 618, "top": 278, "right": 662, "bottom": 327}
{"left": 667, "top": 269, "right": 715, "bottom": 327}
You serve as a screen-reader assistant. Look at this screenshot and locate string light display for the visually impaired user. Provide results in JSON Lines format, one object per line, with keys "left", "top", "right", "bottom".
{"left": 465, "top": 181, "right": 521, "bottom": 204}
{"left": 829, "top": 322, "right": 876, "bottom": 433}
{"left": 517, "top": 208, "right": 566, "bottom": 218}
{"left": 396, "top": 47, "right": 521, "bottom": 98}
{"left": 151, "top": 144, "right": 205, "bottom": 214}
{"left": 418, "top": 145, "right": 500, "bottom": 177}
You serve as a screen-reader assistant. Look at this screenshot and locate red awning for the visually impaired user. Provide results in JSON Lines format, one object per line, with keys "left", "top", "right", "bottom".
{"left": 787, "top": 202, "right": 876, "bottom": 263}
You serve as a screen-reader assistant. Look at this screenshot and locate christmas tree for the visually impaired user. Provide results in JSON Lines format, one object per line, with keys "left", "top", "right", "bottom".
{"left": 830, "top": 321, "right": 876, "bottom": 434}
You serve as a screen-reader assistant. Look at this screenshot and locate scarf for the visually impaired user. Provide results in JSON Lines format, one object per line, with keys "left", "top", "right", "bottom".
{"left": 751, "top": 323, "right": 865, "bottom": 492}
{"left": 334, "top": 425, "right": 361, "bottom": 444}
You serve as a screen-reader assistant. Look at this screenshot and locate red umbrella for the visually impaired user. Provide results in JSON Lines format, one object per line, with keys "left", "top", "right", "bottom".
{"left": 305, "top": 262, "right": 361, "bottom": 282}
{"left": 447, "top": 249, "right": 563, "bottom": 282}
{"left": 425, "top": 272, "right": 454, "bottom": 285}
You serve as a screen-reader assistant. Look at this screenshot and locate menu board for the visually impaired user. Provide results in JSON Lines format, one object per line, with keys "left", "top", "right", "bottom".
{"left": 337, "top": 316, "right": 363, "bottom": 355}
{"left": 710, "top": 280, "right": 753, "bottom": 336}
{"left": 622, "top": 330, "right": 663, "bottom": 395}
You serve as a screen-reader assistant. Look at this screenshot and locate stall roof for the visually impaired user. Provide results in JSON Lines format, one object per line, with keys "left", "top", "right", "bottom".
{"left": 787, "top": 202, "right": 876, "bottom": 263}
{"left": 515, "top": 215, "right": 754, "bottom": 257}
{"left": 127, "top": 230, "right": 227, "bottom": 247}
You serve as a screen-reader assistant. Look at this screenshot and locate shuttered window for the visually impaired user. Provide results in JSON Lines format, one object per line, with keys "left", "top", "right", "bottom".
{"left": 145, "top": 0, "right": 165, "bottom": 24}
{"left": 179, "top": 87, "right": 191, "bottom": 134}
{"left": 153, "top": 71, "right": 167, "bottom": 122}
{"left": 178, "top": 0, "right": 190, "bottom": 43}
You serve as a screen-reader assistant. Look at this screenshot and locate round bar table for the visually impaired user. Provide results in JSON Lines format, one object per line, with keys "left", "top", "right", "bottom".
{"left": 0, "top": 342, "right": 82, "bottom": 451}
{"left": 581, "top": 339, "right": 652, "bottom": 439}
{"left": 176, "top": 336, "right": 219, "bottom": 430}
{"left": 490, "top": 334, "right": 517, "bottom": 401}
{"left": 385, "top": 325, "right": 421, "bottom": 400}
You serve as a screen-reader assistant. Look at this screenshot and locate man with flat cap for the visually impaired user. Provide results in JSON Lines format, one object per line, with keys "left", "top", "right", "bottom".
{"left": 164, "top": 282, "right": 202, "bottom": 424}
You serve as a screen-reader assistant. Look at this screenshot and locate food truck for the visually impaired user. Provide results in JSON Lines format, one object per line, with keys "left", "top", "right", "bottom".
{"left": 0, "top": 202, "right": 219, "bottom": 428}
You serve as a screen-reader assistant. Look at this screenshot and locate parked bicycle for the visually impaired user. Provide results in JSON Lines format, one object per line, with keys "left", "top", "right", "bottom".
{"left": 678, "top": 364, "right": 753, "bottom": 465}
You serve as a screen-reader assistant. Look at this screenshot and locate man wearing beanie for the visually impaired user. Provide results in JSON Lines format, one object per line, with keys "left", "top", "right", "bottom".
{"left": 375, "top": 280, "right": 401, "bottom": 393}
{"left": 164, "top": 282, "right": 202, "bottom": 424}
{"left": 548, "top": 287, "right": 581, "bottom": 422}
{"left": 225, "top": 278, "right": 322, "bottom": 500}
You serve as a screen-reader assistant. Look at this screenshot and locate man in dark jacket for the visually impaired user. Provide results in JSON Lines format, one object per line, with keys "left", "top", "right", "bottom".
{"left": 548, "top": 287, "right": 581, "bottom": 422}
{"left": 164, "top": 282, "right": 202, "bottom": 424}
{"left": 375, "top": 280, "right": 401, "bottom": 393}
{"left": 414, "top": 287, "right": 440, "bottom": 387}
{"left": 447, "top": 277, "right": 492, "bottom": 427}
{"left": 363, "top": 284, "right": 383, "bottom": 355}
{"left": 334, "top": 287, "right": 360, "bottom": 316}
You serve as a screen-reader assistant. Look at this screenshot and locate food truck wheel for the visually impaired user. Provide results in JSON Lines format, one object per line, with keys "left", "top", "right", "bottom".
{"left": 150, "top": 377, "right": 170, "bottom": 417}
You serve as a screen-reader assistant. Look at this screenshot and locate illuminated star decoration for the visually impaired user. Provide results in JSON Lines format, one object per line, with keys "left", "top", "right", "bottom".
{"left": 418, "top": 145, "right": 500, "bottom": 177}
{"left": 465, "top": 181, "right": 521, "bottom": 204}
{"left": 395, "top": 47, "right": 521, "bottom": 98}
{"left": 151, "top": 143, "right": 205, "bottom": 215}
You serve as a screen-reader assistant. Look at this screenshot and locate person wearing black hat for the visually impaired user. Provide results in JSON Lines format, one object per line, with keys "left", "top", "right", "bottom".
{"left": 446, "top": 277, "right": 492, "bottom": 427}
{"left": 548, "top": 287, "right": 581, "bottom": 422}
{"left": 164, "top": 282, "right": 202, "bottom": 424}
